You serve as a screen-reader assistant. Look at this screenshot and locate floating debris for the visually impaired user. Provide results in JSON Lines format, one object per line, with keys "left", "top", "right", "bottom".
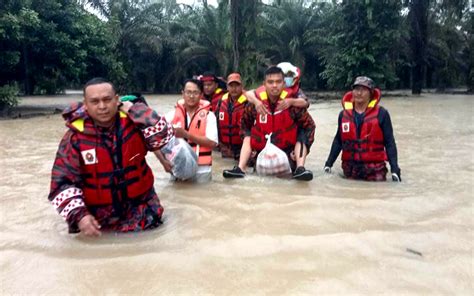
{"left": 406, "top": 248, "right": 423, "bottom": 257}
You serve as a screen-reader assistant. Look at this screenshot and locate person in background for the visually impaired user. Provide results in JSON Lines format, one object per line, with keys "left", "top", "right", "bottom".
{"left": 168, "top": 78, "right": 218, "bottom": 182}
{"left": 199, "top": 71, "right": 225, "bottom": 111}
{"left": 215, "top": 72, "right": 248, "bottom": 159}
{"left": 48, "top": 78, "right": 174, "bottom": 236}
{"left": 246, "top": 62, "right": 309, "bottom": 115}
{"left": 324, "top": 76, "right": 402, "bottom": 182}
{"left": 223, "top": 66, "right": 315, "bottom": 181}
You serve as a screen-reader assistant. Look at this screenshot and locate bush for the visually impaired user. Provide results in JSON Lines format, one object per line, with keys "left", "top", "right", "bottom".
{"left": 0, "top": 84, "right": 20, "bottom": 111}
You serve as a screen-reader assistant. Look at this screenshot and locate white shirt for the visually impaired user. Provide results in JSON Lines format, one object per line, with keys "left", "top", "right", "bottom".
{"left": 166, "top": 108, "right": 218, "bottom": 176}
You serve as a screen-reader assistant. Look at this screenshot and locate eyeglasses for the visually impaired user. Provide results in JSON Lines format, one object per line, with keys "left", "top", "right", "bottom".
{"left": 184, "top": 90, "right": 201, "bottom": 97}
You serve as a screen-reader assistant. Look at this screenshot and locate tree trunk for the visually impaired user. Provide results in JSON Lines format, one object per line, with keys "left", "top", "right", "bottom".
{"left": 409, "top": 0, "right": 429, "bottom": 95}
{"left": 230, "top": 0, "right": 240, "bottom": 71}
{"left": 22, "top": 43, "right": 32, "bottom": 95}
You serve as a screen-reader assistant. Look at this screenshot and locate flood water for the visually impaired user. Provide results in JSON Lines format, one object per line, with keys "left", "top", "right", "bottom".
{"left": 0, "top": 93, "right": 472, "bottom": 294}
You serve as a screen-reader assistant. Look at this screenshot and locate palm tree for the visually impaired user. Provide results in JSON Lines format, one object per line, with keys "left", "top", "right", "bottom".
{"left": 259, "top": 1, "right": 320, "bottom": 75}
{"left": 173, "top": 1, "right": 232, "bottom": 78}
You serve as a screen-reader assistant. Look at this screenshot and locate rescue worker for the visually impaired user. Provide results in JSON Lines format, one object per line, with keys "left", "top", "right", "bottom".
{"left": 324, "top": 76, "right": 402, "bottom": 182}
{"left": 199, "top": 71, "right": 225, "bottom": 111}
{"left": 168, "top": 78, "right": 218, "bottom": 182}
{"left": 215, "top": 72, "right": 248, "bottom": 159}
{"left": 223, "top": 66, "right": 315, "bottom": 181}
{"left": 246, "top": 62, "right": 309, "bottom": 115}
{"left": 48, "top": 78, "right": 174, "bottom": 236}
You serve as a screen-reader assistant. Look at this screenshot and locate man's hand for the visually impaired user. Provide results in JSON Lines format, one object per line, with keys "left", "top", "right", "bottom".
{"left": 324, "top": 166, "right": 331, "bottom": 174}
{"left": 161, "top": 158, "right": 173, "bottom": 173}
{"left": 78, "top": 214, "right": 101, "bottom": 237}
{"left": 255, "top": 100, "right": 269, "bottom": 115}
{"left": 391, "top": 172, "right": 401, "bottom": 182}
{"left": 276, "top": 99, "right": 292, "bottom": 111}
{"left": 153, "top": 149, "right": 174, "bottom": 173}
{"left": 174, "top": 127, "right": 188, "bottom": 139}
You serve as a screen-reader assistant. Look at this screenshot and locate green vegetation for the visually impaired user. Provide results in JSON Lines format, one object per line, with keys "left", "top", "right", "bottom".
{"left": 0, "top": 0, "right": 471, "bottom": 109}
{"left": 0, "top": 83, "right": 19, "bottom": 111}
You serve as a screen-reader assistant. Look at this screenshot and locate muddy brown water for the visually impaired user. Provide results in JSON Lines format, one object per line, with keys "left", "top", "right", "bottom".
{"left": 0, "top": 94, "right": 472, "bottom": 294}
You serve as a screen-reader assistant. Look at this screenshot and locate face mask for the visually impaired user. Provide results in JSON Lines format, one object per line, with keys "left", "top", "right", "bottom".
{"left": 284, "top": 77, "right": 294, "bottom": 88}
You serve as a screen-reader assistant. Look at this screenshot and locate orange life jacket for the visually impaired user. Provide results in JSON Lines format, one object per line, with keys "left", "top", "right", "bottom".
{"left": 172, "top": 99, "right": 212, "bottom": 165}
{"left": 250, "top": 89, "right": 297, "bottom": 151}
{"left": 74, "top": 112, "right": 154, "bottom": 207}
{"left": 216, "top": 92, "right": 247, "bottom": 147}
{"left": 340, "top": 88, "right": 387, "bottom": 163}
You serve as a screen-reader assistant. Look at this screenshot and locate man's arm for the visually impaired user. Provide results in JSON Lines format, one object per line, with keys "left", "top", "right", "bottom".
{"left": 48, "top": 131, "right": 92, "bottom": 234}
{"left": 239, "top": 103, "right": 257, "bottom": 139}
{"left": 379, "top": 108, "right": 401, "bottom": 177}
{"left": 276, "top": 89, "right": 310, "bottom": 111}
{"left": 291, "top": 107, "right": 316, "bottom": 151}
{"left": 153, "top": 149, "right": 173, "bottom": 173}
{"left": 245, "top": 90, "right": 269, "bottom": 115}
{"left": 124, "top": 102, "right": 175, "bottom": 151}
{"left": 324, "top": 112, "right": 343, "bottom": 169}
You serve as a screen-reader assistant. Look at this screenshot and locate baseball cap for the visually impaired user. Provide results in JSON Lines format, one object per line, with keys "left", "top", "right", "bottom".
{"left": 352, "top": 76, "right": 375, "bottom": 90}
{"left": 227, "top": 73, "right": 242, "bottom": 84}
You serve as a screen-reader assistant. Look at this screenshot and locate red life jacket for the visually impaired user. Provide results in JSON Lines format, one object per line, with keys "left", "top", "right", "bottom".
{"left": 216, "top": 92, "right": 247, "bottom": 146}
{"left": 255, "top": 84, "right": 299, "bottom": 100}
{"left": 172, "top": 99, "right": 212, "bottom": 166}
{"left": 73, "top": 112, "right": 154, "bottom": 207}
{"left": 202, "top": 88, "right": 224, "bottom": 111}
{"left": 340, "top": 88, "right": 387, "bottom": 163}
{"left": 250, "top": 88, "right": 297, "bottom": 151}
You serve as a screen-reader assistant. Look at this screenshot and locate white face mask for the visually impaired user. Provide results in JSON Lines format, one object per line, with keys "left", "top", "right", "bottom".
{"left": 284, "top": 77, "right": 294, "bottom": 88}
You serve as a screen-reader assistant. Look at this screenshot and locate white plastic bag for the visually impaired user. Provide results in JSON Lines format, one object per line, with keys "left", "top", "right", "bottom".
{"left": 256, "top": 133, "right": 291, "bottom": 176}
{"left": 160, "top": 136, "right": 198, "bottom": 180}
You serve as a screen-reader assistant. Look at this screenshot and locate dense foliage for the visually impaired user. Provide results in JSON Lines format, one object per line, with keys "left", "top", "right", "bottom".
{"left": 0, "top": 0, "right": 471, "bottom": 108}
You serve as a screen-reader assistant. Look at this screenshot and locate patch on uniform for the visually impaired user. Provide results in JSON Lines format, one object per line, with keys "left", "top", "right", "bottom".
{"left": 259, "top": 114, "right": 267, "bottom": 124}
{"left": 342, "top": 122, "right": 350, "bottom": 133}
{"left": 219, "top": 112, "right": 224, "bottom": 120}
{"left": 81, "top": 148, "right": 98, "bottom": 165}
{"left": 199, "top": 110, "right": 207, "bottom": 119}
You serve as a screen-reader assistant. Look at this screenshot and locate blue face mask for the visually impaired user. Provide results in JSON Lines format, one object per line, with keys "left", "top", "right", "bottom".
{"left": 284, "top": 77, "right": 294, "bottom": 88}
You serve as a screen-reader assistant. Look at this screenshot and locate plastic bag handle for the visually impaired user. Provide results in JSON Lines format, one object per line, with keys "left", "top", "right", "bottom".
{"left": 265, "top": 132, "right": 272, "bottom": 145}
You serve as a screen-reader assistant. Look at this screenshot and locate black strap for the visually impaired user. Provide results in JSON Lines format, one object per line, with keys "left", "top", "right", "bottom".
{"left": 97, "top": 114, "right": 126, "bottom": 217}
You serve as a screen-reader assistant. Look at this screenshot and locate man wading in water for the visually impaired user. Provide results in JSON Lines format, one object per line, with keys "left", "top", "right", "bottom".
{"left": 48, "top": 78, "right": 174, "bottom": 236}
{"left": 324, "top": 76, "right": 402, "bottom": 181}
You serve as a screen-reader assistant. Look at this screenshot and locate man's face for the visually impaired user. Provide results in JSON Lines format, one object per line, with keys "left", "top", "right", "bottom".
{"left": 203, "top": 80, "right": 217, "bottom": 96}
{"left": 352, "top": 85, "right": 372, "bottom": 105}
{"left": 83, "top": 83, "right": 119, "bottom": 127}
{"left": 227, "top": 82, "right": 243, "bottom": 99}
{"left": 263, "top": 73, "right": 285, "bottom": 100}
{"left": 182, "top": 82, "right": 201, "bottom": 109}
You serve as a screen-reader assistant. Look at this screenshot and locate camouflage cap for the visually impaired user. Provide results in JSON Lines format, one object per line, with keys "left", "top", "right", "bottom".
{"left": 352, "top": 76, "right": 375, "bottom": 90}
